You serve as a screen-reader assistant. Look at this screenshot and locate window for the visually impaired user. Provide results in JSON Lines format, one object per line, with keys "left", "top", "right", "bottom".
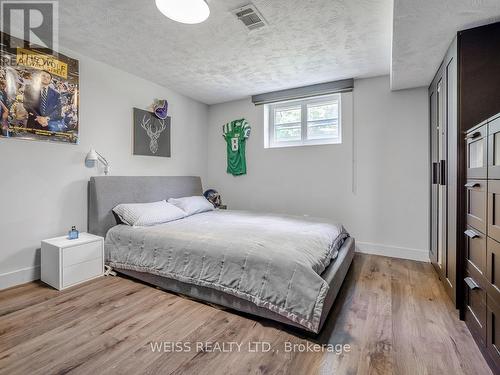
{"left": 265, "top": 94, "right": 341, "bottom": 148}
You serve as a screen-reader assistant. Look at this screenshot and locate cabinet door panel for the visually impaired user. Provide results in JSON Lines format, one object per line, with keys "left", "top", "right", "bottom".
{"left": 465, "top": 227, "right": 486, "bottom": 276}
{"left": 62, "top": 258, "right": 103, "bottom": 288}
{"left": 487, "top": 237, "right": 500, "bottom": 307}
{"left": 62, "top": 241, "right": 102, "bottom": 268}
{"left": 489, "top": 117, "right": 500, "bottom": 179}
{"left": 466, "top": 125, "right": 488, "bottom": 179}
{"left": 437, "top": 78, "right": 448, "bottom": 281}
{"left": 488, "top": 181, "right": 500, "bottom": 242}
{"left": 466, "top": 180, "right": 487, "bottom": 233}
{"left": 429, "top": 87, "right": 438, "bottom": 266}
{"left": 445, "top": 55, "right": 458, "bottom": 304}
{"left": 464, "top": 268, "right": 487, "bottom": 345}
{"left": 486, "top": 296, "right": 500, "bottom": 371}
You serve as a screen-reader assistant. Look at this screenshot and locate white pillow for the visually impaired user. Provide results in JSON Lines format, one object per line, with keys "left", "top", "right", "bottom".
{"left": 113, "top": 200, "right": 186, "bottom": 226}
{"left": 168, "top": 196, "right": 214, "bottom": 216}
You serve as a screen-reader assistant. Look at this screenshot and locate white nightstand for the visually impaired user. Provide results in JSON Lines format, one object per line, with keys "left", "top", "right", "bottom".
{"left": 41, "top": 232, "right": 104, "bottom": 290}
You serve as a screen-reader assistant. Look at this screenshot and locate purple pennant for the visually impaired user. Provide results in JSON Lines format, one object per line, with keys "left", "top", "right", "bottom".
{"left": 154, "top": 99, "right": 168, "bottom": 120}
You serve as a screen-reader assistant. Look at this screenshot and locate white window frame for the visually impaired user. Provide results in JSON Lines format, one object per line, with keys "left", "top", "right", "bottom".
{"left": 265, "top": 93, "right": 342, "bottom": 148}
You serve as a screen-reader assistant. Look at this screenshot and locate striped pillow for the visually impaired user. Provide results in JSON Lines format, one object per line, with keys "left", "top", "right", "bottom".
{"left": 113, "top": 200, "right": 186, "bottom": 226}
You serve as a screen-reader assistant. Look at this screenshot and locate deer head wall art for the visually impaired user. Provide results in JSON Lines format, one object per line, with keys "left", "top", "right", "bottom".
{"left": 133, "top": 108, "right": 171, "bottom": 157}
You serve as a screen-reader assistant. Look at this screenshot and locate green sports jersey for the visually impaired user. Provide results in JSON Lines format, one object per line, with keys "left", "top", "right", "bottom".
{"left": 223, "top": 119, "right": 251, "bottom": 176}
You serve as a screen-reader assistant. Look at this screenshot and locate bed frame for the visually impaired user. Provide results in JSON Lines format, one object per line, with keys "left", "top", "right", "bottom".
{"left": 88, "top": 176, "right": 355, "bottom": 333}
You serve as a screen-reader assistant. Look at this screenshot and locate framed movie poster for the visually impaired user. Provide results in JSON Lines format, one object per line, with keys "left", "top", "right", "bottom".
{"left": 0, "top": 32, "right": 79, "bottom": 144}
{"left": 133, "top": 108, "right": 171, "bottom": 157}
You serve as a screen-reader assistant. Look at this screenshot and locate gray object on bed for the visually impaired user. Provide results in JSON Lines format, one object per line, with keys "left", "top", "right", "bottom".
{"left": 88, "top": 176, "right": 355, "bottom": 333}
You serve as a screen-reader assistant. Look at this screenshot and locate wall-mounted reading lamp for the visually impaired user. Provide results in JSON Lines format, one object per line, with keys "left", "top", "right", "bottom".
{"left": 85, "top": 148, "right": 110, "bottom": 175}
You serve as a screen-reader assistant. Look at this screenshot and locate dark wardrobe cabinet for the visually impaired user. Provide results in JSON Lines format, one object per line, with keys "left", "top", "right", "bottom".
{"left": 465, "top": 115, "right": 500, "bottom": 372}
{"left": 429, "top": 37, "right": 458, "bottom": 305}
{"left": 429, "top": 21, "right": 500, "bottom": 373}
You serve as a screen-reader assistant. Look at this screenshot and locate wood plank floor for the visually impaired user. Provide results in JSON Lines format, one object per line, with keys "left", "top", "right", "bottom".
{"left": 0, "top": 254, "right": 493, "bottom": 375}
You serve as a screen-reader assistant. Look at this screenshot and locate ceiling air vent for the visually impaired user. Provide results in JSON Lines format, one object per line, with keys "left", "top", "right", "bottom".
{"left": 233, "top": 3, "right": 267, "bottom": 31}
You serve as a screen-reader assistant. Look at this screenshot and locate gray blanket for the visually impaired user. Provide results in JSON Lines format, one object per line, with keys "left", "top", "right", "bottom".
{"left": 105, "top": 210, "right": 349, "bottom": 332}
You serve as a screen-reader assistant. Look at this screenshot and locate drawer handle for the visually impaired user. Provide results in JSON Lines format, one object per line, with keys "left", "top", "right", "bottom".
{"left": 465, "top": 277, "right": 480, "bottom": 290}
{"left": 466, "top": 131, "right": 481, "bottom": 140}
{"left": 464, "top": 182, "right": 480, "bottom": 188}
{"left": 432, "top": 162, "right": 439, "bottom": 185}
{"left": 464, "top": 229, "right": 480, "bottom": 239}
{"left": 439, "top": 160, "right": 446, "bottom": 186}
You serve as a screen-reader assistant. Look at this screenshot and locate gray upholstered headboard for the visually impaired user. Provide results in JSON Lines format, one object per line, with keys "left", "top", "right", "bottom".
{"left": 88, "top": 176, "right": 203, "bottom": 237}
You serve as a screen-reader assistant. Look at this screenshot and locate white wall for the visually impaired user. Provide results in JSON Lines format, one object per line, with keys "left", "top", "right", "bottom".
{"left": 206, "top": 76, "right": 429, "bottom": 261}
{"left": 0, "top": 51, "right": 208, "bottom": 289}
{"left": 1, "top": 71, "right": 429, "bottom": 289}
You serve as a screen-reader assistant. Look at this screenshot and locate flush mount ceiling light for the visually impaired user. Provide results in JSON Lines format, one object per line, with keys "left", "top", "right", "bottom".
{"left": 155, "top": 0, "right": 210, "bottom": 24}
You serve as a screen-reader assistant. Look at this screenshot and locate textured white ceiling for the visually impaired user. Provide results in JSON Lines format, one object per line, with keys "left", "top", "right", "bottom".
{"left": 392, "top": 0, "right": 500, "bottom": 90}
{"left": 58, "top": 0, "right": 392, "bottom": 104}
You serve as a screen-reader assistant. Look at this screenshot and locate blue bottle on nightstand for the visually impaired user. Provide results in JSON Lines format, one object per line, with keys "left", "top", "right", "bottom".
{"left": 68, "top": 226, "right": 79, "bottom": 240}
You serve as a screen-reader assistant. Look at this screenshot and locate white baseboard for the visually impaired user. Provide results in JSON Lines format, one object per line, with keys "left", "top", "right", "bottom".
{"left": 0, "top": 265, "right": 40, "bottom": 290}
{"left": 356, "top": 241, "right": 430, "bottom": 262}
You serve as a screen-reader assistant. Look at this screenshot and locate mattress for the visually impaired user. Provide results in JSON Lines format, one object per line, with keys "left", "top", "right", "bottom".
{"left": 105, "top": 209, "right": 351, "bottom": 333}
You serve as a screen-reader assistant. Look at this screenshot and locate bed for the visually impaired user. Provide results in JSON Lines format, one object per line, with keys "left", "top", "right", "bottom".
{"left": 88, "top": 176, "right": 355, "bottom": 333}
